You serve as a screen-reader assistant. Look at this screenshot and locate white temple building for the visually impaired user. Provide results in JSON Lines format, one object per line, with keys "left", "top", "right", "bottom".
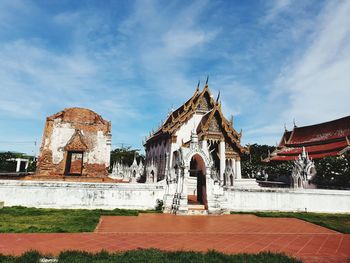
{"left": 143, "top": 80, "right": 249, "bottom": 214}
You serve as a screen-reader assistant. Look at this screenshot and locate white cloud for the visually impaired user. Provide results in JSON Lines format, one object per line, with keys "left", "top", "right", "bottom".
{"left": 116, "top": 0, "right": 217, "bottom": 101}
{"left": 237, "top": 1, "right": 350, "bottom": 145}
{"left": 2, "top": 0, "right": 347, "bottom": 151}
{"left": 275, "top": 1, "right": 350, "bottom": 125}
{"left": 0, "top": 39, "right": 139, "bottom": 120}
{"left": 262, "top": 0, "right": 292, "bottom": 23}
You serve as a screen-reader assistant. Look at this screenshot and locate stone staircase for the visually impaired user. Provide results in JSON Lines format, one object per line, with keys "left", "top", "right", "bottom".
{"left": 187, "top": 204, "right": 208, "bottom": 215}
{"left": 187, "top": 195, "right": 208, "bottom": 215}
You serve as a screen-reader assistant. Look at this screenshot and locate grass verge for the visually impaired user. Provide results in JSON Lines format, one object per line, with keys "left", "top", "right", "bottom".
{"left": 0, "top": 249, "right": 302, "bottom": 263}
{"left": 0, "top": 206, "right": 141, "bottom": 233}
{"left": 231, "top": 211, "right": 350, "bottom": 233}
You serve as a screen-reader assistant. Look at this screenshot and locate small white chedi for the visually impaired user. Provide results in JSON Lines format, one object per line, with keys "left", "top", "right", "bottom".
{"left": 291, "top": 147, "right": 317, "bottom": 189}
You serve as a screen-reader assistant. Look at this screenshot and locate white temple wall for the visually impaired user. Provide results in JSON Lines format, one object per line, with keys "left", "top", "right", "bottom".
{"left": 87, "top": 130, "right": 111, "bottom": 166}
{"left": 175, "top": 114, "right": 204, "bottom": 146}
{"left": 168, "top": 141, "right": 175, "bottom": 170}
{"left": 49, "top": 122, "right": 75, "bottom": 164}
{"left": 225, "top": 188, "right": 350, "bottom": 213}
{"left": 1, "top": 179, "right": 349, "bottom": 213}
{"left": 0, "top": 180, "right": 164, "bottom": 210}
{"left": 47, "top": 122, "right": 111, "bottom": 167}
{"left": 146, "top": 140, "right": 169, "bottom": 178}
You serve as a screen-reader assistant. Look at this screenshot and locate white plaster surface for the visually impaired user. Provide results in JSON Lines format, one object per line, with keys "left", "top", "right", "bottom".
{"left": 225, "top": 187, "right": 350, "bottom": 213}
{"left": 1, "top": 179, "right": 349, "bottom": 213}
{"left": 48, "top": 122, "right": 111, "bottom": 167}
{"left": 87, "top": 130, "right": 111, "bottom": 166}
{"left": 175, "top": 114, "right": 204, "bottom": 147}
{"left": 50, "top": 123, "right": 75, "bottom": 164}
{"left": 0, "top": 180, "right": 164, "bottom": 210}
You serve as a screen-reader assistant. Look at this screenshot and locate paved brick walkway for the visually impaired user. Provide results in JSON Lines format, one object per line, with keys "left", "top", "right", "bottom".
{"left": 0, "top": 214, "right": 349, "bottom": 263}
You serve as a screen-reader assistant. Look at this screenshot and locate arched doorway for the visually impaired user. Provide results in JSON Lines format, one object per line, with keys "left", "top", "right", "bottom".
{"left": 188, "top": 154, "right": 207, "bottom": 208}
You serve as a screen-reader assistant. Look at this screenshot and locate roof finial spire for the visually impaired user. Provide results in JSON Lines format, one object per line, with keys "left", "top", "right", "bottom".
{"left": 284, "top": 123, "right": 287, "bottom": 132}
{"left": 196, "top": 80, "right": 200, "bottom": 91}
{"left": 216, "top": 90, "right": 220, "bottom": 103}
{"left": 206, "top": 75, "right": 209, "bottom": 85}
{"left": 293, "top": 118, "right": 297, "bottom": 128}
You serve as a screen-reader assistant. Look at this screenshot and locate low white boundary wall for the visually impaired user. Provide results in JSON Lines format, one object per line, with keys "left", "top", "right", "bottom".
{"left": 225, "top": 187, "right": 350, "bottom": 213}
{"left": 0, "top": 180, "right": 164, "bottom": 210}
{"left": 0, "top": 180, "right": 349, "bottom": 213}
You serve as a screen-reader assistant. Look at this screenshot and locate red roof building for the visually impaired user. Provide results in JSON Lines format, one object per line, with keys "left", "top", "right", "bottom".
{"left": 265, "top": 116, "right": 350, "bottom": 162}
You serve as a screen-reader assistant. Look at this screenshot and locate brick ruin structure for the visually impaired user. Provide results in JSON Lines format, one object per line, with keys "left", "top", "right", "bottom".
{"left": 35, "top": 108, "right": 112, "bottom": 179}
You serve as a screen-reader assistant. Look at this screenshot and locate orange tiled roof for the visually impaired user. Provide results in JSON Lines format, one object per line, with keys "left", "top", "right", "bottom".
{"left": 265, "top": 116, "right": 350, "bottom": 161}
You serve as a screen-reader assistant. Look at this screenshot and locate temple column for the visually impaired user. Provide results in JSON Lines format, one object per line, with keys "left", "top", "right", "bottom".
{"left": 182, "top": 168, "right": 189, "bottom": 196}
{"left": 232, "top": 158, "right": 236, "bottom": 177}
{"left": 219, "top": 140, "right": 225, "bottom": 185}
{"left": 236, "top": 159, "right": 242, "bottom": 179}
{"left": 176, "top": 166, "right": 189, "bottom": 214}
{"left": 202, "top": 139, "right": 208, "bottom": 155}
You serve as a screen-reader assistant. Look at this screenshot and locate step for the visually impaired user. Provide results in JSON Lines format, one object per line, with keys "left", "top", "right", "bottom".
{"left": 187, "top": 209, "right": 208, "bottom": 216}
{"left": 188, "top": 204, "right": 205, "bottom": 210}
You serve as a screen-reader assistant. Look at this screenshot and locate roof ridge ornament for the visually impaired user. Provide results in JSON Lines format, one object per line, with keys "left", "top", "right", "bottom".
{"left": 196, "top": 80, "right": 200, "bottom": 91}
{"left": 293, "top": 118, "right": 297, "bottom": 128}
{"left": 216, "top": 90, "right": 220, "bottom": 104}
{"left": 302, "top": 146, "right": 306, "bottom": 158}
{"left": 206, "top": 75, "right": 209, "bottom": 86}
{"left": 132, "top": 153, "right": 137, "bottom": 166}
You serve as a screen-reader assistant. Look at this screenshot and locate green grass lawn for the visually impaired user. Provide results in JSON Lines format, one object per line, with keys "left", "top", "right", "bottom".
{"left": 0, "top": 206, "right": 140, "bottom": 233}
{"left": 1, "top": 206, "right": 349, "bottom": 234}
{"left": 0, "top": 249, "right": 302, "bottom": 263}
{"left": 231, "top": 211, "right": 350, "bottom": 234}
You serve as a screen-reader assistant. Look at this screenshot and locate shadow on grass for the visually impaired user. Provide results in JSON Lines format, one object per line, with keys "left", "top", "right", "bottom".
{"left": 0, "top": 249, "right": 302, "bottom": 263}
{"left": 230, "top": 211, "right": 350, "bottom": 234}
{"left": 0, "top": 206, "right": 144, "bottom": 233}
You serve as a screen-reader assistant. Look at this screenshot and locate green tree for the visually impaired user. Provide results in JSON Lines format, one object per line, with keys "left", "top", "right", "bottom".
{"left": 241, "top": 144, "right": 293, "bottom": 182}
{"left": 0, "top": 152, "right": 17, "bottom": 172}
{"left": 0, "top": 152, "right": 36, "bottom": 173}
{"left": 313, "top": 156, "right": 350, "bottom": 188}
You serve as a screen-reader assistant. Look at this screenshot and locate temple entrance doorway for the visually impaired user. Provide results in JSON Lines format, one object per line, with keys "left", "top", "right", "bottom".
{"left": 188, "top": 154, "right": 207, "bottom": 208}
{"left": 64, "top": 151, "right": 83, "bottom": 176}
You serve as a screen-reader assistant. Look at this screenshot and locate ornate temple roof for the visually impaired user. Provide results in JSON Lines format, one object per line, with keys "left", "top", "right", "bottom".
{"left": 265, "top": 115, "right": 350, "bottom": 161}
{"left": 145, "top": 83, "right": 215, "bottom": 143}
{"left": 196, "top": 103, "right": 245, "bottom": 153}
{"left": 145, "top": 82, "right": 246, "bottom": 154}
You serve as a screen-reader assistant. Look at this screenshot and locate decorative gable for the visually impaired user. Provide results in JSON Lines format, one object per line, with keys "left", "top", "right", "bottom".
{"left": 64, "top": 130, "right": 88, "bottom": 151}
{"left": 208, "top": 114, "right": 221, "bottom": 132}
{"left": 197, "top": 103, "right": 247, "bottom": 154}
{"left": 197, "top": 92, "right": 212, "bottom": 112}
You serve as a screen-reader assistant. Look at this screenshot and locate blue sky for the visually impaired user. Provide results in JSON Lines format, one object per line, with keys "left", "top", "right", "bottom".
{"left": 0, "top": 0, "right": 349, "bottom": 155}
